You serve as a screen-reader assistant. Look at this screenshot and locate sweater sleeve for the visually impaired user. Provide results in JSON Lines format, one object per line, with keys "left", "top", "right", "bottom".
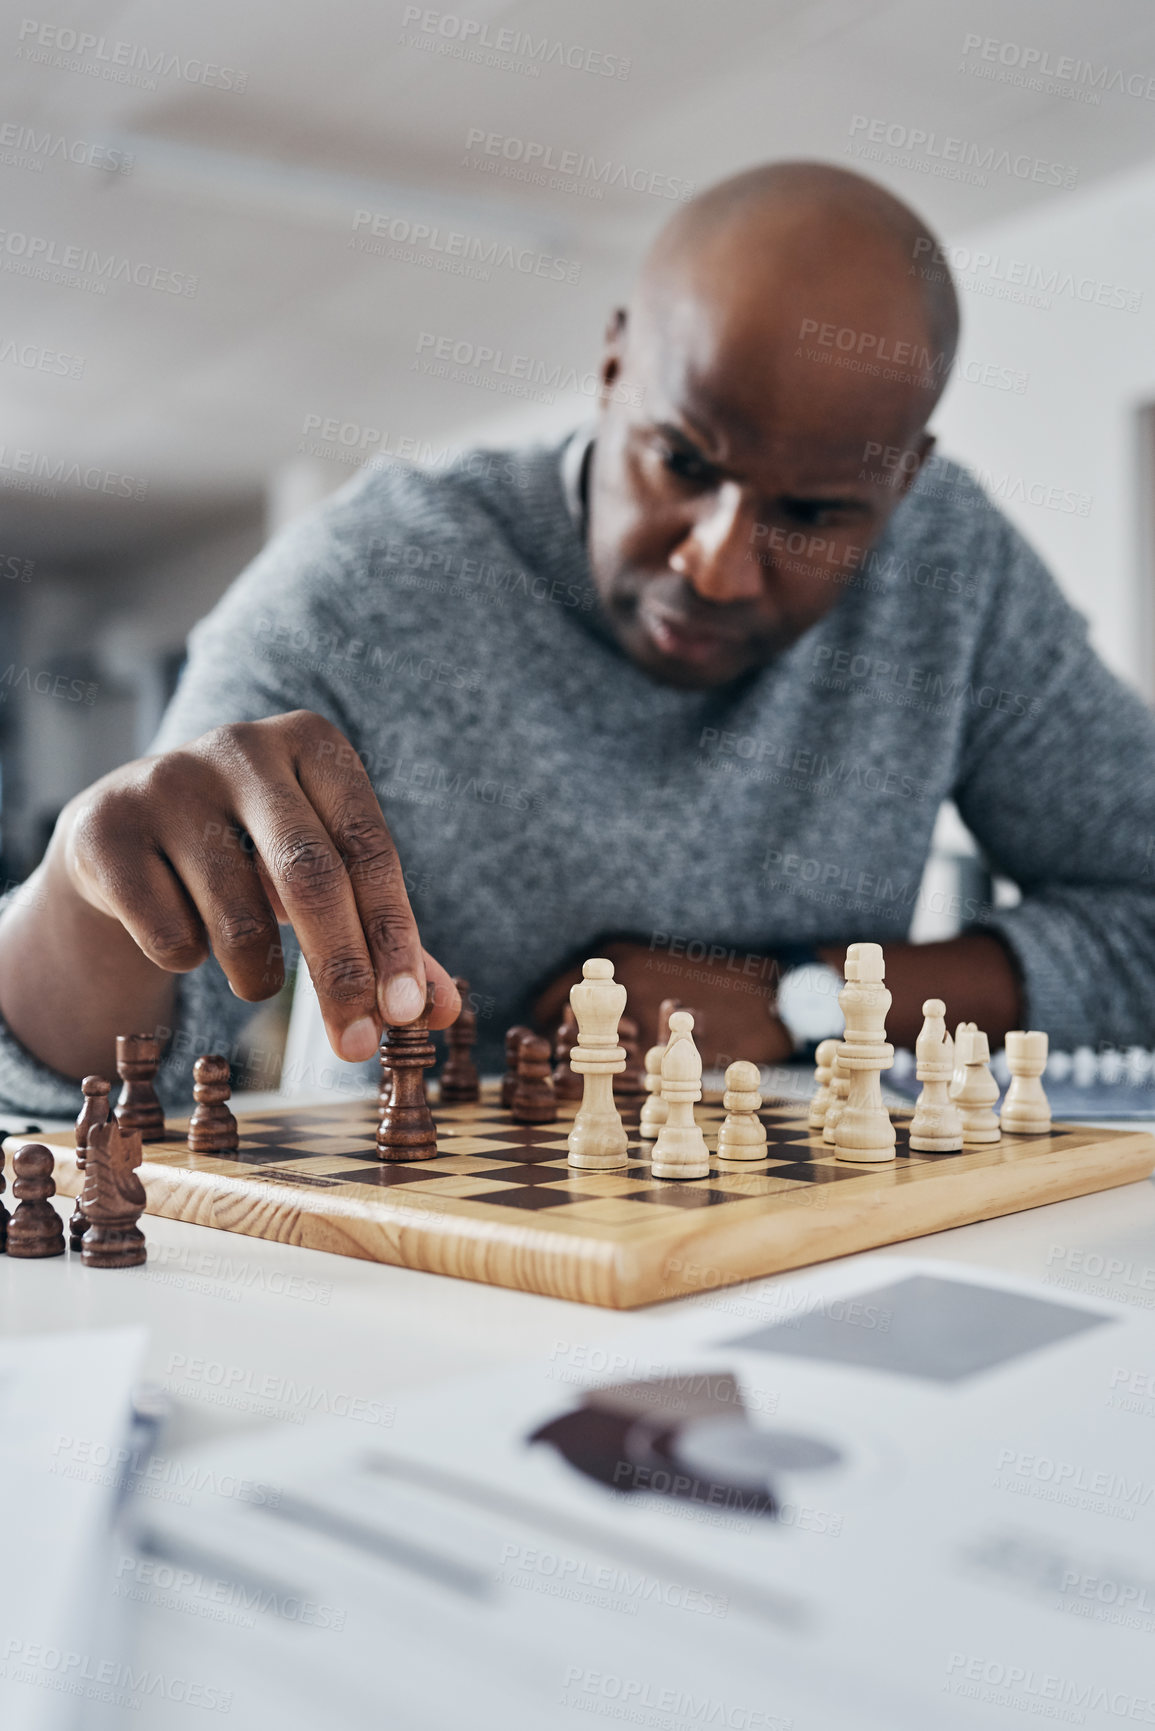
{"left": 952, "top": 511, "right": 1155, "bottom": 1048}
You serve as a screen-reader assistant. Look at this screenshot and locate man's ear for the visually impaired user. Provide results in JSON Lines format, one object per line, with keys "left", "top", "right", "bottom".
{"left": 892, "top": 431, "right": 936, "bottom": 502}
{"left": 598, "top": 307, "right": 628, "bottom": 402}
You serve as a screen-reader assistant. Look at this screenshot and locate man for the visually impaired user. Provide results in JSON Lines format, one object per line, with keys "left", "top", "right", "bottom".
{"left": 1, "top": 162, "right": 1153, "bottom": 1108}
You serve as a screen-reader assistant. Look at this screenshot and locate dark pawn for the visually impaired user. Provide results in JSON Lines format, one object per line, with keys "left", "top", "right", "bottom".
{"left": 377, "top": 986, "right": 438, "bottom": 1162}
{"left": 552, "top": 1005, "right": 583, "bottom": 1101}
{"left": 81, "top": 1118, "right": 147, "bottom": 1268}
{"left": 7, "top": 1143, "right": 65, "bottom": 1259}
{"left": 613, "top": 1015, "right": 647, "bottom": 1101}
{"left": 71, "top": 1073, "right": 111, "bottom": 1248}
{"left": 501, "top": 1025, "right": 534, "bottom": 1110}
{"left": 0, "top": 1161, "right": 8, "bottom": 1252}
{"left": 116, "top": 1033, "right": 165, "bottom": 1142}
{"left": 188, "top": 1055, "right": 239, "bottom": 1153}
{"left": 440, "top": 977, "right": 481, "bottom": 1103}
{"left": 511, "top": 1034, "right": 558, "bottom": 1125}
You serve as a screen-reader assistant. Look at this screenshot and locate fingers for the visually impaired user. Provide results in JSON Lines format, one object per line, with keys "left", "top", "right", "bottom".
{"left": 421, "top": 951, "right": 461, "bottom": 1031}
{"left": 295, "top": 731, "right": 428, "bottom": 1029}
{"left": 68, "top": 792, "right": 212, "bottom": 974}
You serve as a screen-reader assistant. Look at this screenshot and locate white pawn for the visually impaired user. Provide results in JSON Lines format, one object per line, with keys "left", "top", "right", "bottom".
{"left": 650, "top": 1012, "right": 710, "bottom": 1180}
{"left": 908, "top": 999, "right": 964, "bottom": 1153}
{"left": 716, "top": 1061, "right": 768, "bottom": 1162}
{"left": 953, "top": 1024, "right": 1001, "bottom": 1144}
{"left": 808, "top": 1038, "right": 840, "bottom": 1132}
{"left": 950, "top": 1022, "right": 969, "bottom": 1097}
{"left": 834, "top": 943, "right": 897, "bottom": 1164}
{"left": 638, "top": 1044, "right": 667, "bottom": 1141}
{"left": 1000, "top": 1030, "right": 1051, "bottom": 1134}
{"left": 822, "top": 1043, "right": 852, "bottom": 1144}
{"left": 566, "top": 958, "right": 629, "bottom": 1170}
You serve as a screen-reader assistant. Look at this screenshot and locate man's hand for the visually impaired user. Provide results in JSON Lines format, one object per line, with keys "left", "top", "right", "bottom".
{"left": 0, "top": 710, "right": 458, "bottom": 1080}
{"left": 533, "top": 938, "right": 794, "bottom": 1069}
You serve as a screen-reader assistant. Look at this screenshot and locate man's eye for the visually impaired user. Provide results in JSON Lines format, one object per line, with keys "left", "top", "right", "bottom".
{"left": 783, "top": 501, "right": 851, "bottom": 527}
{"left": 661, "top": 445, "right": 714, "bottom": 484}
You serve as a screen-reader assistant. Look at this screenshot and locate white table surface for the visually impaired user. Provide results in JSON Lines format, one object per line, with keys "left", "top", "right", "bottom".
{"left": 3, "top": 1095, "right": 1155, "bottom": 1456}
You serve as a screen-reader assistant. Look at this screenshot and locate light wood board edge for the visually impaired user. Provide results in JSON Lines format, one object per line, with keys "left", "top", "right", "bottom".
{"left": 12, "top": 1123, "right": 1155, "bottom": 1310}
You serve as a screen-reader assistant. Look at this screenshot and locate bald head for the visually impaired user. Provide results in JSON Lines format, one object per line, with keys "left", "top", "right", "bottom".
{"left": 638, "top": 162, "right": 959, "bottom": 399}
{"left": 586, "top": 162, "right": 960, "bottom": 690}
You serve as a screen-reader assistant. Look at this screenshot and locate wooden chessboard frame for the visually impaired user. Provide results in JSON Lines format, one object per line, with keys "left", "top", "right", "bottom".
{"left": 23, "top": 1089, "right": 1155, "bottom": 1308}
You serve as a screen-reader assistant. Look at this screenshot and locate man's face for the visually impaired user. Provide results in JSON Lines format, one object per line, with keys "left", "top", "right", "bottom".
{"left": 586, "top": 301, "right": 936, "bottom": 690}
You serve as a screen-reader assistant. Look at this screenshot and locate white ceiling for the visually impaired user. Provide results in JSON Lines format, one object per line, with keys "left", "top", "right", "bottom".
{"left": 6, "top": 0, "right": 1155, "bottom": 557}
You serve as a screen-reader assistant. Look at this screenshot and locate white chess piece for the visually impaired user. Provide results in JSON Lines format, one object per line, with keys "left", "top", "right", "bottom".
{"left": 638, "top": 1044, "right": 667, "bottom": 1141}
{"left": 950, "top": 1022, "right": 969, "bottom": 1097}
{"left": 908, "top": 999, "right": 964, "bottom": 1153}
{"left": 650, "top": 1012, "right": 710, "bottom": 1180}
{"left": 716, "top": 1061, "right": 768, "bottom": 1161}
{"left": 808, "top": 1038, "right": 839, "bottom": 1132}
{"left": 566, "top": 958, "right": 629, "bottom": 1170}
{"left": 1000, "top": 1030, "right": 1051, "bottom": 1133}
{"left": 833, "top": 943, "right": 897, "bottom": 1164}
{"left": 953, "top": 1025, "right": 1001, "bottom": 1144}
{"left": 822, "top": 1045, "right": 851, "bottom": 1144}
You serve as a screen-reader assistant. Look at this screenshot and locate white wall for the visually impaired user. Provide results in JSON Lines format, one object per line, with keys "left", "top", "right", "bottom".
{"left": 931, "top": 155, "right": 1155, "bottom": 696}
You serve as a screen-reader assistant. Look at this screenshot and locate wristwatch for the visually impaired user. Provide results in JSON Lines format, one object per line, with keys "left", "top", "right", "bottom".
{"left": 774, "top": 951, "right": 845, "bottom": 1051}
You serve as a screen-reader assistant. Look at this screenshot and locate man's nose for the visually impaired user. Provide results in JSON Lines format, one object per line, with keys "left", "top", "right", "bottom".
{"left": 669, "top": 481, "right": 763, "bottom": 604}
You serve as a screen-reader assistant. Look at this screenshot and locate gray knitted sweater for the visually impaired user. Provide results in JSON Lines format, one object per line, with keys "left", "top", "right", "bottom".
{"left": 3, "top": 433, "right": 1154, "bottom": 1110}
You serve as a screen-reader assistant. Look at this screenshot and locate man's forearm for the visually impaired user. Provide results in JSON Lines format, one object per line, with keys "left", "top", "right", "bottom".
{"left": 0, "top": 827, "right": 175, "bottom": 1082}
{"left": 818, "top": 933, "right": 1024, "bottom": 1051}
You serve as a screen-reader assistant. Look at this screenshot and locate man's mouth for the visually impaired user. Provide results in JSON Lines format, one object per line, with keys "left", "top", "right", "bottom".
{"left": 638, "top": 597, "right": 749, "bottom": 667}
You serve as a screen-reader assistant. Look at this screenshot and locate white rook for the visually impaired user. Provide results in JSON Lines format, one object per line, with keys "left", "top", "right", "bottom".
{"left": 1000, "top": 1030, "right": 1051, "bottom": 1134}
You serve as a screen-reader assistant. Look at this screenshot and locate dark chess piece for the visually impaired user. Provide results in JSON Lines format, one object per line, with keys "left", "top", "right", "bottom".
{"left": 377, "top": 986, "right": 438, "bottom": 1161}
{"left": 188, "top": 1055, "right": 239, "bottom": 1153}
{"left": 81, "top": 1118, "right": 147, "bottom": 1268}
{"left": 501, "top": 1025, "right": 534, "bottom": 1109}
{"left": 7, "top": 1143, "right": 65, "bottom": 1259}
{"left": 552, "top": 1005, "right": 583, "bottom": 1101}
{"left": 116, "top": 1033, "right": 165, "bottom": 1142}
{"left": 439, "top": 977, "right": 481, "bottom": 1103}
{"left": 71, "top": 1073, "right": 111, "bottom": 1249}
{"left": 511, "top": 1034, "right": 558, "bottom": 1125}
{"left": 613, "top": 1015, "right": 647, "bottom": 1101}
{"left": 0, "top": 1160, "right": 8, "bottom": 1252}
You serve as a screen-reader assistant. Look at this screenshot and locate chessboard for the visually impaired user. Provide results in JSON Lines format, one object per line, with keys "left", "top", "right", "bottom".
{"left": 25, "top": 1087, "right": 1155, "bottom": 1308}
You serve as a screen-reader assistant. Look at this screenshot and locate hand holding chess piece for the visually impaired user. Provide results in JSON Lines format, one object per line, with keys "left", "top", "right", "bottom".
{"left": 833, "top": 943, "right": 897, "bottom": 1164}
{"left": 908, "top": 1000, "right": 964, "bottom": 1153}
{"left": 651, "top": 1012, "right": 710, "bottom": 1180}
{"left": 7, "top": 1143, "right": 65, "bottom": 1258}
{"left": 716, "top": 1061, "right": 767, "bottom": 1162}
{"left": 950, "top": 1023, "right": 1001, "bottom": 1144}
{"left": 567, "top": 959, "right": 629, "bottom": 1171}
{"left": 188, "top": 1055, "right": 239, "bottom": 1153}
{"left": 1000, "top": 1031, "right": 1051, "bottom": 1133}
{"left": 81, "top": 1119, "right": 147, "bottom": 1267}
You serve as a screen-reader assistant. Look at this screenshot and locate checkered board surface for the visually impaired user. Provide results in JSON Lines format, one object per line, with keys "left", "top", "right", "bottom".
{"left": 30, "top": 1089, "right": 1155, "bottom": 1308}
